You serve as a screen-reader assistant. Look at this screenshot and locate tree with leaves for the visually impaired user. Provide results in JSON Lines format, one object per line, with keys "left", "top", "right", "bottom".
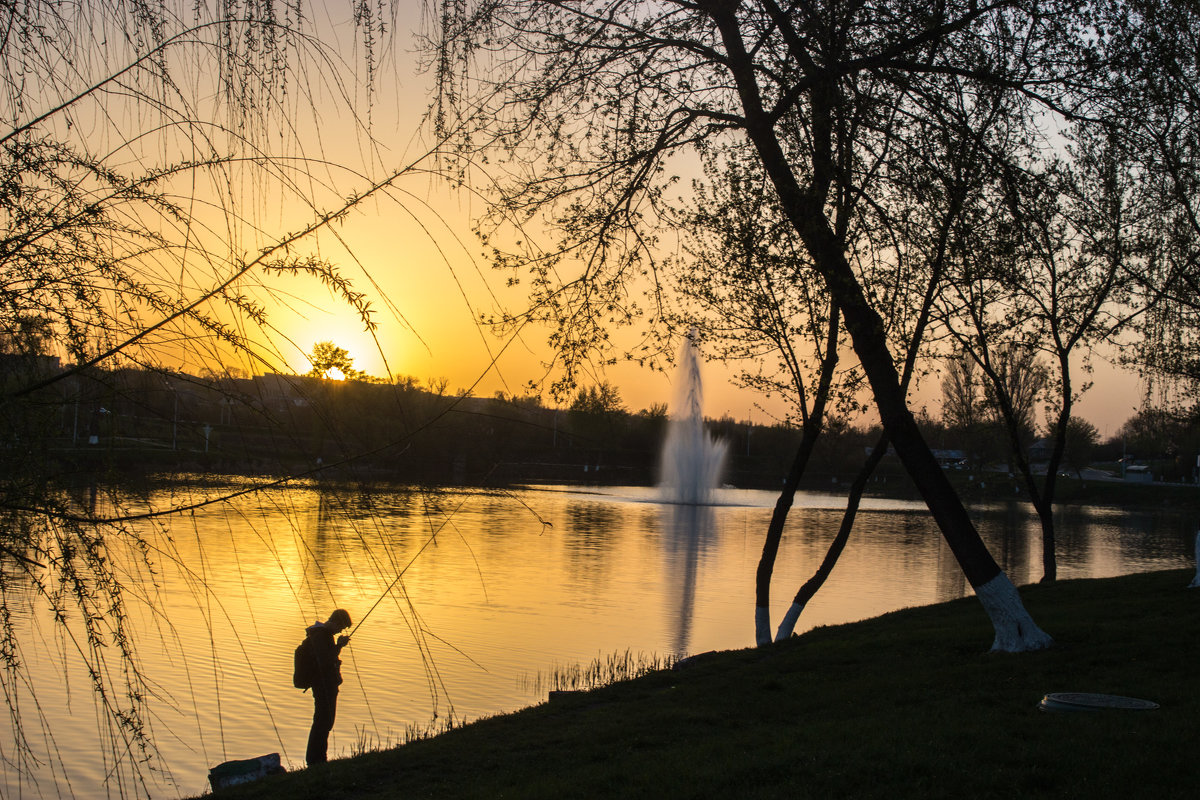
{"left": 1087, "top": 3, "right": 1200, "bottom": 407}
{"left": 308, "top": 341, "right": 366, "bottom": 381}
{"left": 938, "top": 126, "right": 1143, "bottom": 582}
{"left": 1062, "top": 417, "right": 1100, "bottom": 479}
{"left": 940, "top": 352, "right": 999, "bottom": 468}
{"left": 429, "top": 0, "right": 1185, "bottom": 650}
{"left": 762, "top": 66, "right": 1019, "bottom": 641}
{"left": 667, "top": 151, "right": 850, "bottom": 642}
{"left": 0, "top": 1, "right": 429, "bottom": 792}
{"left": 673, "top": 126, "right": 980, "bottom": 643}
{"left": 569, "top": 382, "right": 626, "bottom": 415}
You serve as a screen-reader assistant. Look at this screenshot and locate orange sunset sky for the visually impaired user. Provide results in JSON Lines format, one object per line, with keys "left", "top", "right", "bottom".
{"left": 195, "top": 4, "right": 1145, "bottom": 437}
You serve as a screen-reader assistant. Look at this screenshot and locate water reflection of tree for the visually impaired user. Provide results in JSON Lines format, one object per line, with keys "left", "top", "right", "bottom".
{"left": 978, "top": 502, "right": 1038, "bottom": 586}
{"left": 933, "top": 528, "right": 969, "bottom": 603}
{"left": 1052, "top": 505, "right": 1196, "bottom": 577}
{"left": 563, "top": 502, "right": 620, "bottom": 589}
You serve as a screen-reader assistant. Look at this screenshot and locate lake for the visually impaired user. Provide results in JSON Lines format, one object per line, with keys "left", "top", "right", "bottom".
{"left": 4, "top": 481, "right": 1196, "bottom": 799}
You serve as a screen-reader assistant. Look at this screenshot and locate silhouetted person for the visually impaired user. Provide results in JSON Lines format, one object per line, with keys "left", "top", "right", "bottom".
{"left": 305, "top": 608, "right": 352, "bottom": 766}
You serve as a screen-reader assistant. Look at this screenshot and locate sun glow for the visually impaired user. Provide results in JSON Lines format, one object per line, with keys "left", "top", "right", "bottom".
{"left": 293, "top": 318, "right": 389, "bottom": 379}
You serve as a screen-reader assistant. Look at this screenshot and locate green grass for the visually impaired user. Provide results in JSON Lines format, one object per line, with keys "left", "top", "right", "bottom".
{"left": 202, "top": 570, "right": 1200, "bottom": 799}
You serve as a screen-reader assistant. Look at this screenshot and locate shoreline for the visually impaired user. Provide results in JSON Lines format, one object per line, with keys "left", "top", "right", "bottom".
{"left": 200, "top": 568, "right": 1200, "bottom": 800}
{"left": 69, "top": 466, "right": 1200, "bottom": 515}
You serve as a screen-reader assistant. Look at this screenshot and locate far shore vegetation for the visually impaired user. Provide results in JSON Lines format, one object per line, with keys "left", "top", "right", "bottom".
{"left": 200, "top": 569, "right": 1200, "bottom": 800}
{"left": 10, "top": 355, "right": 1200, "bottom": 511}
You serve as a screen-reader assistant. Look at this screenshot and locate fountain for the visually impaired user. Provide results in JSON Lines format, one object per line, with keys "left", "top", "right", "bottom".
{"left": 658, "top": 331, "right": 728, "bottom": 505}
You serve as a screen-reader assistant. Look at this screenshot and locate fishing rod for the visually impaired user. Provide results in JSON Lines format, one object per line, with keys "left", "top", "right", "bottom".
{"left": 344, "top": 475, "right": 554, "bottom": 636}
{"left": 346, "top": 492, "right": 472, "bottom": 638}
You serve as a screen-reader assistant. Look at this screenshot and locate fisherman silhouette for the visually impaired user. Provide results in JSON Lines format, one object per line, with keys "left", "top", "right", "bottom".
{"left": 303, "top": 609, "right": 352, "bottom": 766}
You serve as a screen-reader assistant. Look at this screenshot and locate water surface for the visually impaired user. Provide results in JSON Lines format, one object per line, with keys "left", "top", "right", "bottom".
{"left": 5, "top": 482, "right": 1195, "bottom": 799}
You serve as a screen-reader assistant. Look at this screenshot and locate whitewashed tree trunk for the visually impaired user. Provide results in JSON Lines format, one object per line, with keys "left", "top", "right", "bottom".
{"left": 1189, "top": 531, "right": 1200, "bottom": 588}
{"left": 774, "top": 601, "right": 807, "bottom": 641}
{"left": 976, "top": 573, "right": 1054, "bottom": 652}
{"left": 755, "top": 606, "right": 772, "bottom": 646}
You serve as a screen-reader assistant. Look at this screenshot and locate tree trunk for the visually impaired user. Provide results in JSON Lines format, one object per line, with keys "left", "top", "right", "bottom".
{"left": 986, "top": 368, "right": 1060, "bottom": 584}
{"left": 747, "top": 128, "right": 1052, "bottom": 652}
{"left": 713, "top": 10, "right": 1050, "bottom": 651}
{"left": 1036, "top": 369, "right": 1074, "bottom": 583}
{"left": 775, "top": 433, "right": 888, "bottom": 640}
{"left": 809, "top": 225, "right": 1050, "bottom": 651}
{"left": 754, "top": 423, "right": 823, "bottom": 645}
{"left": 755, "top": 309, "right": 840, "bottom": 646}
{"left": 1036, "top": 498, "right": 1058, "bottom": 583}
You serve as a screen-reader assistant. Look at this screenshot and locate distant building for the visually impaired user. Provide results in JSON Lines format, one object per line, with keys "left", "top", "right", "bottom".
{"left": 252, "top": 373, "right": 311, "bottom": 410}
{"left": 932, "top": 449, "right": 967, "bottom": 469}
{"left": 1027, "top": 438, "right": 1052, "bottom": 462}
{"left": 1124, "top": 464, "right": 1153, "bottom": 483}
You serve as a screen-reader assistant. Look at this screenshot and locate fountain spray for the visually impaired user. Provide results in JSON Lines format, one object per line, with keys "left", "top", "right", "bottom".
{"left": 658, "top": 330, "right": 728, "bottom": 504}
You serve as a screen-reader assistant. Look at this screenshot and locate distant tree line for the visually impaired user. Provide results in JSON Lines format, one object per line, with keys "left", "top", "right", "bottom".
{"left": 4, "top": 360, "right": 879, "bottom": 489}
{"left": 16, "top": 348, "right": 1191, "bottom": 494}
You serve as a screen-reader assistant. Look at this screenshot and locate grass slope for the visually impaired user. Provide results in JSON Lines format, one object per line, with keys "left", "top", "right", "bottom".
{"left": 203, "top": 570, "right": 1199, "bottom": 799}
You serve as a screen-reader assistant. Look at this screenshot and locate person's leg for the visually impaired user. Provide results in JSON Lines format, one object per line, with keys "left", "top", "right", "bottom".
{"left": 306, "top": 689, "right": 338, "bottom": 765}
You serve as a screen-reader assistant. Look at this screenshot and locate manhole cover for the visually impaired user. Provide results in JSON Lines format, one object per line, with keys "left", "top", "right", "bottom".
{"left": 1039, "top": 692, "right": 1159, "bottom": 712}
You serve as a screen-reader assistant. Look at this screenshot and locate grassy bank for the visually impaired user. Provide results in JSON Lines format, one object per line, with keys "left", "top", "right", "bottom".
{"left": 204, "top": 570, "right": 1199, "bottom": 799}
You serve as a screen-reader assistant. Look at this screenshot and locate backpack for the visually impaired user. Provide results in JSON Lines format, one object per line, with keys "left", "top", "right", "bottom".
{"left": 293, "top": 636, "right": 317, "bottom": 691}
